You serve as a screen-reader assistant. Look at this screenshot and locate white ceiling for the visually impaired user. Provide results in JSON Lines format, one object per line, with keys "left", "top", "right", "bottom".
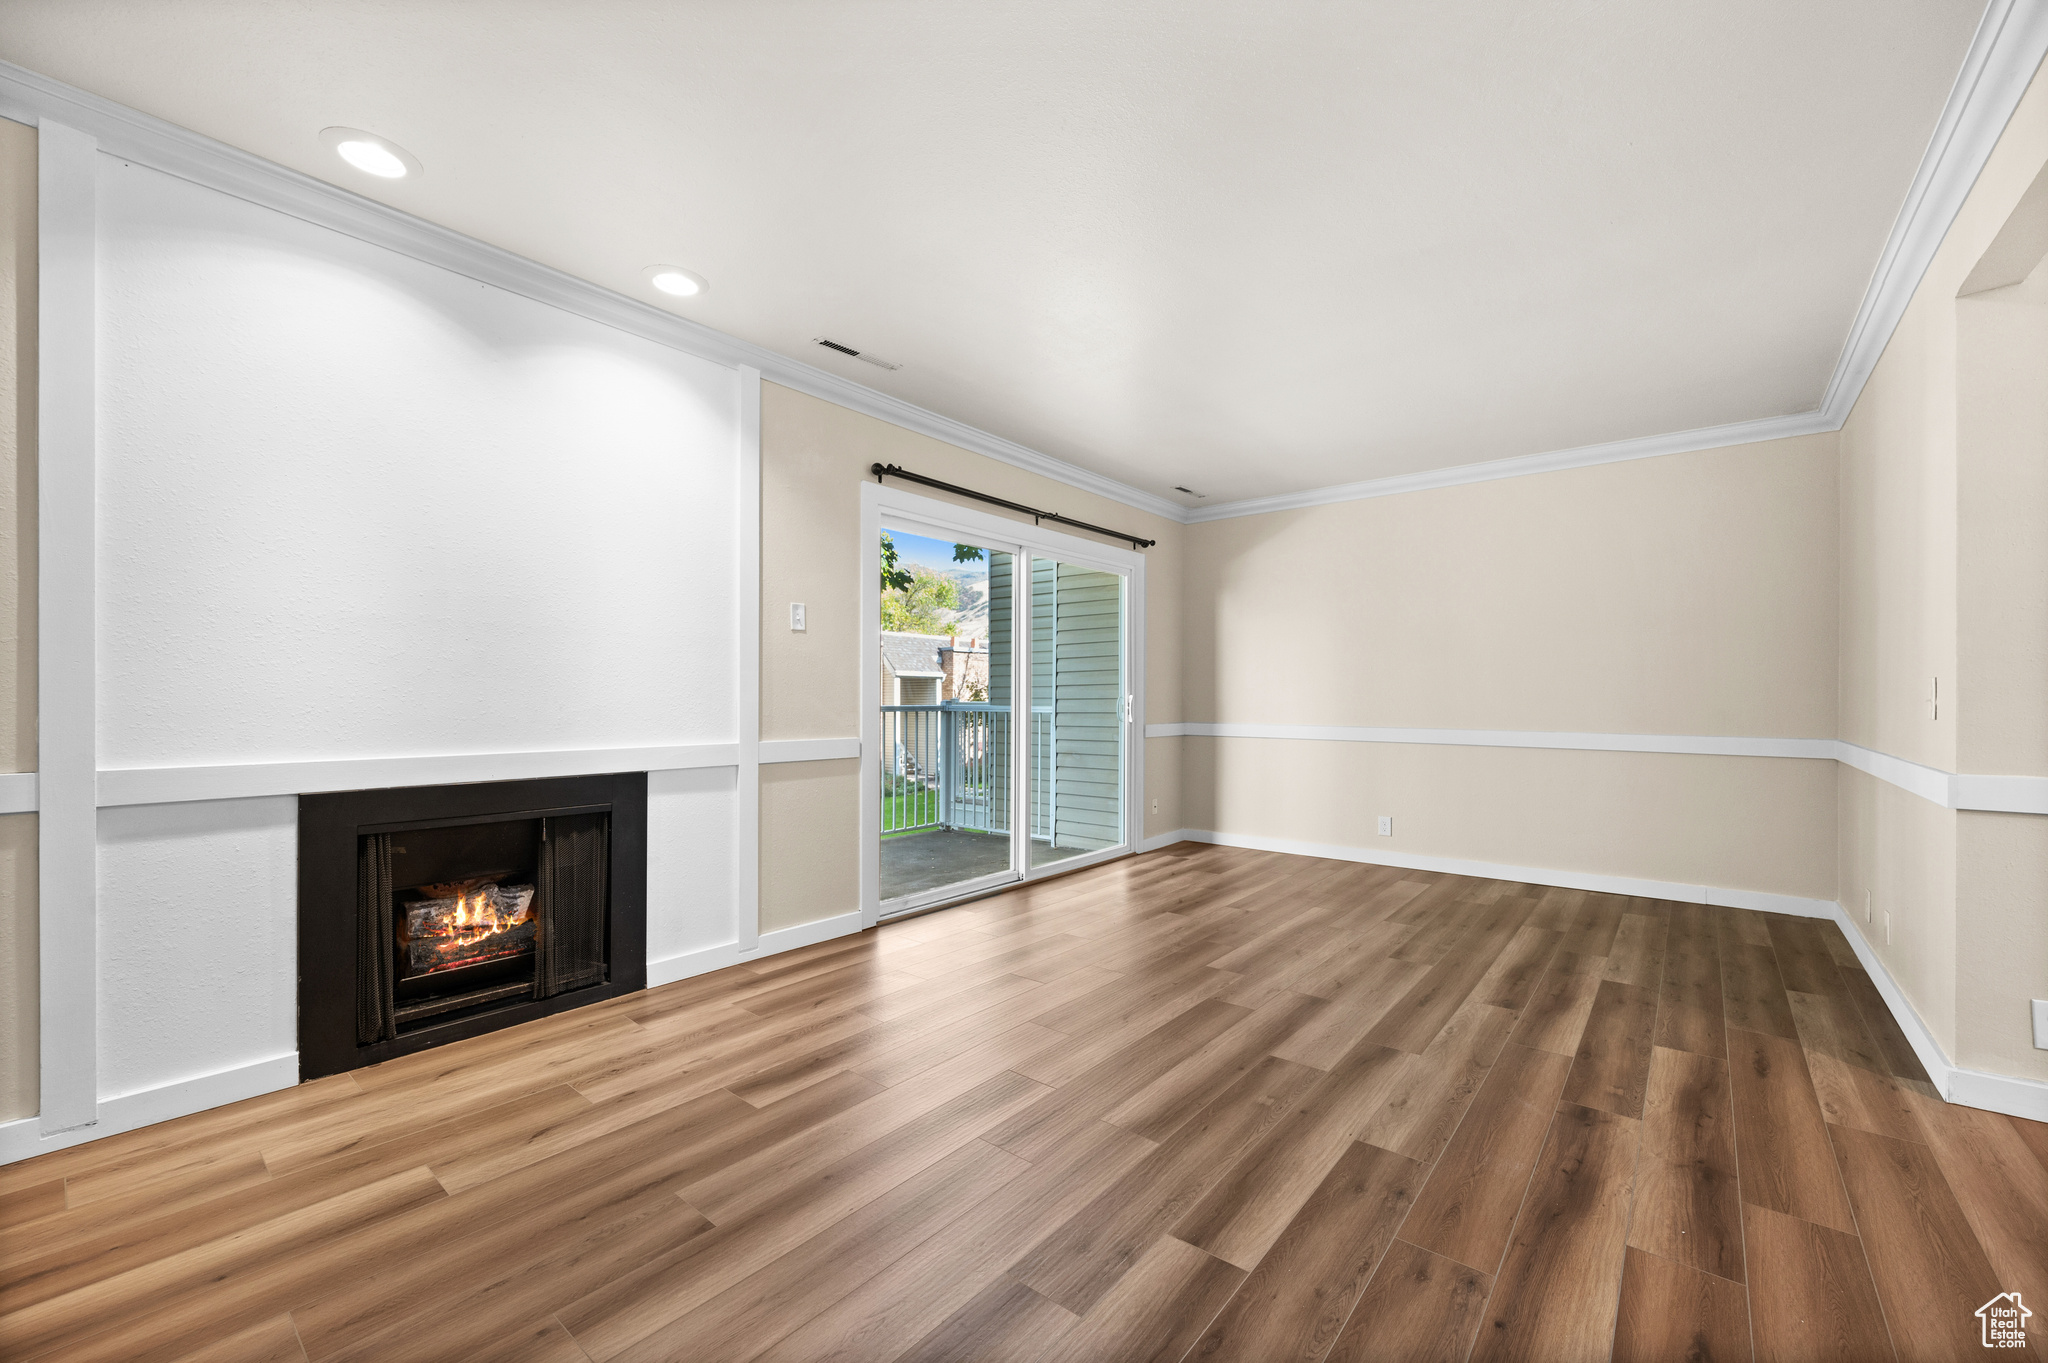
{"left": 0, "top": 1, "right": 1988, "bottom": 506}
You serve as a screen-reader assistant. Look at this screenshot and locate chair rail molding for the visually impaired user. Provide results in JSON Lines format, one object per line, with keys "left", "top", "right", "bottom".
{"left": 93, "top": 745, "right": 746, "bottom": 808}
{"left": 760, "top": 737, "right": 862, "bottom": 764}
{"left": 1150, "top": 723, "right": 2048, "bottom": 814}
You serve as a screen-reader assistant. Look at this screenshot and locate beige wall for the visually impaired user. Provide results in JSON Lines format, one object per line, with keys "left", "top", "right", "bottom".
{"left": 1837, "top": 55, "right": 2048, "bottom": 1085}
{"left": 760, "top": 759, "right": 861, "bottom": 935}
{"left": 1955, "top": 810, "right": 2048, "bottom": 1080}
{"left": 1835, "top": 764, "right": 1957, "bottom": 1057}
{"left": 1177, "top": 430, "right": 1840, "bottom": 899}
{"left": 1949, "top": 261, "right": 2048, "bottom": 1084}
{"left": 1185, "top": 432, "right": 1839, "bottom": 737}
{"left": 1956, "top": 260, "right": 2048, "bottom": 776}
{"left": 1189, "top": 740, "right": 1837, "bottom": 901}
{"left": 1, "top": 115, "right": 34, "bottom": 1123}
{"left": 1840, "top": 73, "right": 2048, "bottom": 769}
{"left": 758, "top": 381, "right": 1183, "bottom": 932}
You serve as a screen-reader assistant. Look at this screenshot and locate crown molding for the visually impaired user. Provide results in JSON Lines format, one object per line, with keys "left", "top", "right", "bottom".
{"left": 0, "top": 60, "right": 1187, "bottom": 525}
{"left": 1817, "top": 0, "right": 2048, "bottom": 420}
{"left": 1182, "top": 411, "right": 1836, "bottom": 522}
{"left": 5, "top": 0, "right": 2045, "bottom": 534}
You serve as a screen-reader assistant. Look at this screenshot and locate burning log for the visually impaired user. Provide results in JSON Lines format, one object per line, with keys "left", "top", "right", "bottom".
{"left": 396, "top": 878, "right": 537, "bottom": 977}
{"left": 403, "top": 883, "right": 535, "bottom": 939}
{"left": 407, "top": 918, "right": 536, "bottom": 974}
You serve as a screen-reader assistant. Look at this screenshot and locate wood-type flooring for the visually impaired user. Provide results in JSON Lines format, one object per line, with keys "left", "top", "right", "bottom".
{"left": 4, "top": 842, "right": 2046, "bottom": 1362}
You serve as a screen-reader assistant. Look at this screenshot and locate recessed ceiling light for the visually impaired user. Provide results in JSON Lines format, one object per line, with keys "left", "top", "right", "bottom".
{"left": 643, "top": 265, "right": 708, "bottom": 298}
{"left": 319, "top": 127, "right": 422, "bottom": 179}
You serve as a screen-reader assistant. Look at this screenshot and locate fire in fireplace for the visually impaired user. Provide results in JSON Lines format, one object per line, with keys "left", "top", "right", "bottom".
{"left": 399, "top": 875, "right": 537, "bottom": 976}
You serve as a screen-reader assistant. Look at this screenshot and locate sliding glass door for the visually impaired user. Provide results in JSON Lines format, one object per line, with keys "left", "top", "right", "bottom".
{"left": 873, "top": 506, "right": 1134, "bottom": 918}
{"left": 1024, "top": 554, "right": 1125, "bottom": 870}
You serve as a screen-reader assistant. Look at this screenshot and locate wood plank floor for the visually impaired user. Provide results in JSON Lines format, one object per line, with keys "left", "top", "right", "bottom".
{"left": 5, "top": 842, "right": 2046, "bottom": 1363}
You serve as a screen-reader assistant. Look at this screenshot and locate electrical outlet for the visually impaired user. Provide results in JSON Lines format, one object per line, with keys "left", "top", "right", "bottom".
{"left": 1151, "top": 799, "right": 1158, "bottom": 813}
{"left": 2034, "top": 999, "right": 2048, "bottom": 1050}
{"left": 790, "top": 602, "right": 806, "bottom": 632}
{"left": 1377, "top": 815, "right": 1392, "bottom": 836}
{"left": 1884, "top": 910, "right": 1892, "bottom": 946}
{"left": 1864, "top": 889, "right": 1871, "bottom": 924}
{"left": 1932, "top": 676, "right": 1939, "bottom": 721}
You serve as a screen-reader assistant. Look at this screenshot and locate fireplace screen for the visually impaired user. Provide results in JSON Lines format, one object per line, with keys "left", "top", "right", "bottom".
{"left": 356, "top": 810, "right": 611, "bottom": 1045}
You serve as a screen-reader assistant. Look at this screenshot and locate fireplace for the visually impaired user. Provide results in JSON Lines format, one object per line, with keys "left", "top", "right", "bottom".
{"left": 299, "top": 773, "right": 647, "bottom": 1080}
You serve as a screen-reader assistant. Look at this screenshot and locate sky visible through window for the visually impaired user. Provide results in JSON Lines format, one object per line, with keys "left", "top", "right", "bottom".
{"left": 886, "top": 528, "right": 989, "bottom": 582}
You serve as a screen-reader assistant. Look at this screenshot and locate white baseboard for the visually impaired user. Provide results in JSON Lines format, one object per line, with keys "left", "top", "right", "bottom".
{"left": 647, "top": 910, "right": 865, "bottom": 988}
{"left": 1947, "top": 1067, "right": 2048, "bottom": 1121}
{"left": 1162, "top": 829, "right": 1839, "bottom": 916}
{"left": 0, "top": 1051, "right": 299, "bottom": 1166}
{"left": 1825, "top": 904, "right": 2048, "bottom": 1123}
{"left": 1159, "top": 827, "right": 2048, "bottom": 1123}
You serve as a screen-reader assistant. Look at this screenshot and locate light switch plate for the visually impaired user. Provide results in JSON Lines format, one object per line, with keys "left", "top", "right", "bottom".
{"left": 790, "top": 602, "right": 806, "bottom": 632}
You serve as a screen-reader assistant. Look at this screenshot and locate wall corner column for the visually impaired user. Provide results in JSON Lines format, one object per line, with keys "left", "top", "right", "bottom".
{"left": 36, "top": 119, "right": 95, "bottom": 1136}
{"left": 736, "top": 365, "right": 761, "bottom": 954}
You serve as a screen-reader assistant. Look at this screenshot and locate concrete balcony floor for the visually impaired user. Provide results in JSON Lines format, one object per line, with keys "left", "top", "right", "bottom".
{"left": 880, "top": 828, "right": 1091, "bottom": 902}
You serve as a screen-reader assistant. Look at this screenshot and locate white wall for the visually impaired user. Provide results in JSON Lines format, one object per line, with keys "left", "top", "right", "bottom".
{"left": 94, "top": 156, "right": 740, "bottom": 770}
{"left": 96, "top": 797, "right": 295, "bottom": 1101}
{"left": 0, "top": 116, "right": 34, "bottom": 1123}
{"left": 646, "top": 766, "right": 739, "bottom": 965}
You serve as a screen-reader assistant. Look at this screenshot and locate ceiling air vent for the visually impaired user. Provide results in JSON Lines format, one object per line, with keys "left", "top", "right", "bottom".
{"left": 813, "top": 337, "right": 900, "bottom": 370}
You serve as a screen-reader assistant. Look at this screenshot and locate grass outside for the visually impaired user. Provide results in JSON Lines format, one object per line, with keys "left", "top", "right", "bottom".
{"left": 884, "top": 781, "right": 937, "bottom": 834}
{"left": 881, "top": 776, "right": 1007, "bottom": 839}
{"left": 883, "top": 776, "right": 940, "bottom": 838}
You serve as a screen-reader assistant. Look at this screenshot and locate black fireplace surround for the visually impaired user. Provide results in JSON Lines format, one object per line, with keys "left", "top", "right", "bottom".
{"left": 298, "top": 773, "right": 647, "bottom": 1080}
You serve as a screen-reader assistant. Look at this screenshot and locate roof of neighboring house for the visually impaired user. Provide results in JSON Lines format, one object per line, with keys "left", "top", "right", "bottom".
{"left": 881, "top": 632, "right": 945, "bottom": 678}
{"left": 882, "top": 631, "right": 991, "bottom": 677}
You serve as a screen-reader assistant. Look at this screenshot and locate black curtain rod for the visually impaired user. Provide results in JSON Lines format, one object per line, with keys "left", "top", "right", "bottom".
{"left": 869, "top": 464, "right": 1157, "bottom": 549}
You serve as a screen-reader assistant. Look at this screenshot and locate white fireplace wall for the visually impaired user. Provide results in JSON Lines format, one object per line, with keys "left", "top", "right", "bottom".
{"left": 646, "top": 766, "right": 740, "bottom": 966}
{"left": 95, "top": 156, "right": 741, "bottom": 770}
{"left": 88, "top": 773, "right": 740, "bottom": 1111}
{"left": 95, "top": 797, "right": 295, "bottom": 1103}
{"left": 3, "top": 124, "right": 764, "bottom": 1162}
{"left": 0, "top": 812, "right": 33, "bottom": 1121}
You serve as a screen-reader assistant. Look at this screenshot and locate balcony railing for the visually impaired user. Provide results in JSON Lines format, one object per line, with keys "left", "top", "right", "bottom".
{"left": 881, "top": 702, "right": 1052, "bottom": 838}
